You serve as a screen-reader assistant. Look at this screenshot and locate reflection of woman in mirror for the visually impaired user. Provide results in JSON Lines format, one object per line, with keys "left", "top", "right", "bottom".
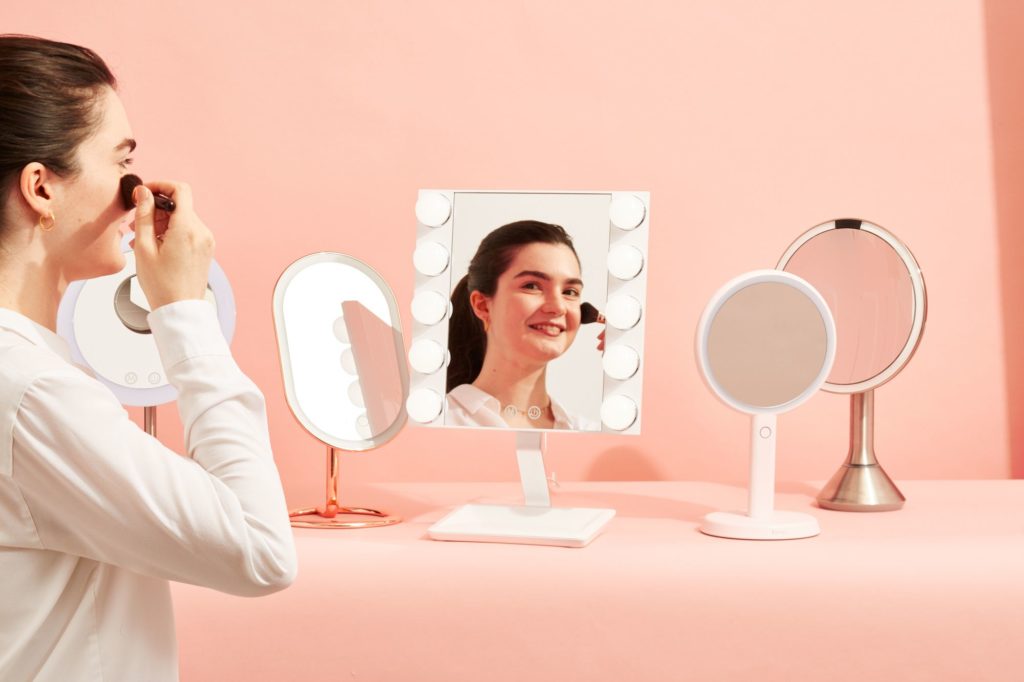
{"left": 446, "top": 220, "right": 600, "bottom": 429}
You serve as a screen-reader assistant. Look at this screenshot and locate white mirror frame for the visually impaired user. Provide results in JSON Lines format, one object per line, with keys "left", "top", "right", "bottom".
{"left": 272, "top": 252, "right": 409, "bottom": 451}
{"left": 406, "top": 190, "right": 650, "bottom": 435}
{"left": 57, "top": 233, "right": 236, "bottom": 407}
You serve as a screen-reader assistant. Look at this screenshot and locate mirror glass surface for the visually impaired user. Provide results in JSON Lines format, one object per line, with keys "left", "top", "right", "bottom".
{"left": 274, "top": 255, "right": 407, "bottom": 449}
{"left": 707, "top": 282, "right": 829, "bottom": 409}
{"left": 782, "top": 229, "right": 914, "bottom": 385}
{"left": 443, "top": 193, "right": 611, "bottom": 431}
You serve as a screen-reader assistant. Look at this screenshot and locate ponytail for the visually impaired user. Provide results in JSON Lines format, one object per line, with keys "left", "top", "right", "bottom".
{"left": 446, "top": 274, "right": 487, "bottom": 392}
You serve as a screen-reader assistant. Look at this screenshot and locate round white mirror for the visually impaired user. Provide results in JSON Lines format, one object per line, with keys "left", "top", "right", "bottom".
{"left": 696, "top": 269, "right": 835, "bottom": 540}
{"left": 58, "top": 233, "right": 235, "bottom": 409}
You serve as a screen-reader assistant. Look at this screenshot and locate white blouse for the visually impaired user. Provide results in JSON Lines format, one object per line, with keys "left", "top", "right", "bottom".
{"left": 445, "top": 383, "right": 599, "bottom": 430}
{"left": 0, "top": 300, "right": 296, "bottom": 682}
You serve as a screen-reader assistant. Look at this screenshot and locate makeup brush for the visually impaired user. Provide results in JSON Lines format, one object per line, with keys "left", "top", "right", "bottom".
{"left": 581, "top": 302, "right": 605, "bottom": 324}
{"left": 120, "top": 174, "right": 176, "bottom": 212}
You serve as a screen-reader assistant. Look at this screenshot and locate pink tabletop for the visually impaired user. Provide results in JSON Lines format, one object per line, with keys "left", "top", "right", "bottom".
{"left": 172, "top": 481, "right": 1024, "bottom": 681}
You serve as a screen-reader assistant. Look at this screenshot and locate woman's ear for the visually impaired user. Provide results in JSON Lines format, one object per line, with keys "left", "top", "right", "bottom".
{"left": 18, "top": 162, "right": 56, "bottom": 217}
{"left": 468, "top": 290, "right": 491, "bottom": 325}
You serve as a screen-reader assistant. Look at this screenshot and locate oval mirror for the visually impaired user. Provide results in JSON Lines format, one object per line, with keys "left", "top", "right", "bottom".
{"left": 272, "top": 253, "right": 408, "bottom": 528}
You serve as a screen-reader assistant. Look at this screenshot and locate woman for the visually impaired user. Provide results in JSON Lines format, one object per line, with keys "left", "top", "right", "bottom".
{"left": 0, "top": 36, "right": 296, "bottom": 680}
{"left": 446, "top": 220, "right": 601, "bottom": 430}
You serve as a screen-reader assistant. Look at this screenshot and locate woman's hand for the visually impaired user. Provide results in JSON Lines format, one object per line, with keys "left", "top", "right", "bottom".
{"left": 130, "top": 181, "right": 215, "bottom": 311}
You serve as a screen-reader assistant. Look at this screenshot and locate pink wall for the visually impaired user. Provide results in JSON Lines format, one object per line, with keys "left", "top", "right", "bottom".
{"left": 985, "top": 0, "right": 1024, "bottom": 477}
{"left": 7, "top": 1, "right": 1021, "bottom": 508}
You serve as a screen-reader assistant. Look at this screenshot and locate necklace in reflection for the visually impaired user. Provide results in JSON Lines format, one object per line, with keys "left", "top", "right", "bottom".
{"left": 501, "top": 402, "right": 551, "bottom": 421}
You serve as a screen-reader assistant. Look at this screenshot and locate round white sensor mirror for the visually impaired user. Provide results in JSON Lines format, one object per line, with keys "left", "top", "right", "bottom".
{"left": 778, "top": 219, "right": 926, "bottom": 512}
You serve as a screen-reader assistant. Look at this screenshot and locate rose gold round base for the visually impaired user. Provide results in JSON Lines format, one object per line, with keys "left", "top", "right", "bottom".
{"left": 290, "top": 506, "right": 401, "bottom": 529}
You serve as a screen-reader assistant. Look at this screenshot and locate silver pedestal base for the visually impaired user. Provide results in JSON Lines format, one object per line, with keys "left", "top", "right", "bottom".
{"left": 817, "top": 463, "right": 905, "bottom": 512}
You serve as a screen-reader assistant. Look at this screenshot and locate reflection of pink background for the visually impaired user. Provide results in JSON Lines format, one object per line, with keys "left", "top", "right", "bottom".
{"left": 784, "top": 229, "right": 916, "bottom": 386}
{"left": 8, "top": 1, "right": 1024, "bottom": 502}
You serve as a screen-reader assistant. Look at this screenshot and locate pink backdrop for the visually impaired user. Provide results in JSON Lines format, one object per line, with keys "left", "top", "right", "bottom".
{"left": 7, "top": 1, "right": 1023, "bottom": 511}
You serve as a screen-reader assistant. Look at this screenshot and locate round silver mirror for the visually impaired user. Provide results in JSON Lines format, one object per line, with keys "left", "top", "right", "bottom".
{"left": 778, "top": 219, "right": 927, "bottom": 511}
{"left": 272, "top": 253, "right": 408, "bottom": 528}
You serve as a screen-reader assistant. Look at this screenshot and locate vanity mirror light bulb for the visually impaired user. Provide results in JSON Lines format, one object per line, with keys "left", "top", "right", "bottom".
{"left": 601, "top": 394, "right": 638, "bottom": 431}
{"left": 609, "top": 194, "right": 646, "bottom": 231}
{"left": 355, "top": 414, "right": 372, "bottom": 440}
{"left": 415, "top": 192, "right": 452, "bottom": 227}
{"left": 413, "top": 241, "right": 450, "bottom": 277}
{"left": 607, "top": 244, "right": 645, "bottom": 280}
{"left": 406, "top": 388, "right": 443, "bottom": 423}
{"left": 332, "top": 316, "right": 350, "bottom": 343}
{"left": 412, "top": 290, "right": 449, "bottom": 325}
{"left": 408, "top": 339, "right": 446, "bottom": 374}
{"left": 347, "top": 380, "right": 365, "bottom": 407}
{"left": 340, "top": 348, "right": 358, "bottom": 375}
{"left": 602, "top": 345, "right": 640, "bottom": 380}
{"left": 605, "top": 294, "right": 642, "bottom": 330}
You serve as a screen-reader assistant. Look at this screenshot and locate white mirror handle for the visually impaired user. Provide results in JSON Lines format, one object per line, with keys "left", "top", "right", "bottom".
{"left": 748, "top": 413, "right": 777, "bottom": 519}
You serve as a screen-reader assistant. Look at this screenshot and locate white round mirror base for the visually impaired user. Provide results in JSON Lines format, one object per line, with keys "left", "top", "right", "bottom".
{"left": 701, "top": 510, "right": 820, "bottom": 540}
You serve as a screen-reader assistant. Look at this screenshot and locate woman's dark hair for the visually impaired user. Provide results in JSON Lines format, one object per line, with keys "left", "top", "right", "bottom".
{"left": 0, "top": 35, "right": 117, "bottom": 227}
{"left": 446, "top": 220, "right": 579, "bottom": 392}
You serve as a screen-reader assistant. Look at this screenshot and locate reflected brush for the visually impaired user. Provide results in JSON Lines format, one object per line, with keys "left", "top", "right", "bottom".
{"left": 119, "top": 174, "right": 176, "bottom": 212}
{"left": 581, "top": 302, "right": 605, "bottom": 324}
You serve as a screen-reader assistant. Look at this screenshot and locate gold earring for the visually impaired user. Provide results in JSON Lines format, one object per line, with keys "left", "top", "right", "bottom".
{"left": 38, "top": 213, "right": 55, "bottom": 231}
{"left": 483, "top": 319, "right": 490, "bottom": 333}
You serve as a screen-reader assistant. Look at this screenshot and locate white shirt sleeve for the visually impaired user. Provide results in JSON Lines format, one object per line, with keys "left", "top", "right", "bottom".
{"left": 9, "top": 300, "right": 297, "bottom": 597}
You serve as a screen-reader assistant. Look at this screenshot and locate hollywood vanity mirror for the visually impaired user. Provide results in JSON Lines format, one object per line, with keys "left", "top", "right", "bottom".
{"left": 778, "top": 219, "right": 926, "bottom": 511}
{"left": 57, "top": 233, "right": 235, "bottom": 436}
{"left": 406, "top": 190, "right": 650, "bottom": 547}
{"left": 273, "top": 253, "right": 408, "bottom": 529}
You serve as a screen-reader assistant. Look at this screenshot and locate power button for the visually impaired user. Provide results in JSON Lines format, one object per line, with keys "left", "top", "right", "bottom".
{"left": 759, "top": 426, "right": 772, "bottom": 439}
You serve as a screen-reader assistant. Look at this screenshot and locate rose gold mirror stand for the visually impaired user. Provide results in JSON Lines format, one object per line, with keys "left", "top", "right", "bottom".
{"left": 289, "top": 444, "right": 401, "bottom": 529}
{"left": 144, "top": 406, "right": 157, "bottom": 436}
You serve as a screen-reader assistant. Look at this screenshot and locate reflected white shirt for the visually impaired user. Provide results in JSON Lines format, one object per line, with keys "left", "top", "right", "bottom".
{"left": 0, "top": 301, "right": 297, "bottom": 682}
{"left": 445, "top": 383, "right": 598, "bottom": 430}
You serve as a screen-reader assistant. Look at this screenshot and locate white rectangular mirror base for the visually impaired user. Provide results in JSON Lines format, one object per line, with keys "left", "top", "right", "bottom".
{"left": 427, "top": 433, "right": 615, "bottom": 548}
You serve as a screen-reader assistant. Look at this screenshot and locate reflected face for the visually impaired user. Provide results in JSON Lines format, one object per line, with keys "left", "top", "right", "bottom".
{"left": 50, "top": 87, "right": 136, "bottom": 280}
{"left": 483, "top": 242, "right": 583, "bottom": 366}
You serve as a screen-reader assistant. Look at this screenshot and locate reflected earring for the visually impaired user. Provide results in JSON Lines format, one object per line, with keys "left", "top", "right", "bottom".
{"left": 38, "top": 212, "right": 55, "bottom": 231}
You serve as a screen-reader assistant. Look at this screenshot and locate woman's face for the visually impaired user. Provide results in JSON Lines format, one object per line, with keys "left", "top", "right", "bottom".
{"left": 481, "top": 242, "right": 583, "bottom": 367}
{"left": 48, "top": 87, "right": 136, "bottom": 280}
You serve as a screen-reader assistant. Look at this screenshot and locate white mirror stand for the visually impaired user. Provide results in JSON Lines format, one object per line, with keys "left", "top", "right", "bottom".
{"left": 428, "top": 432, "right": 615, "bottom": 548}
